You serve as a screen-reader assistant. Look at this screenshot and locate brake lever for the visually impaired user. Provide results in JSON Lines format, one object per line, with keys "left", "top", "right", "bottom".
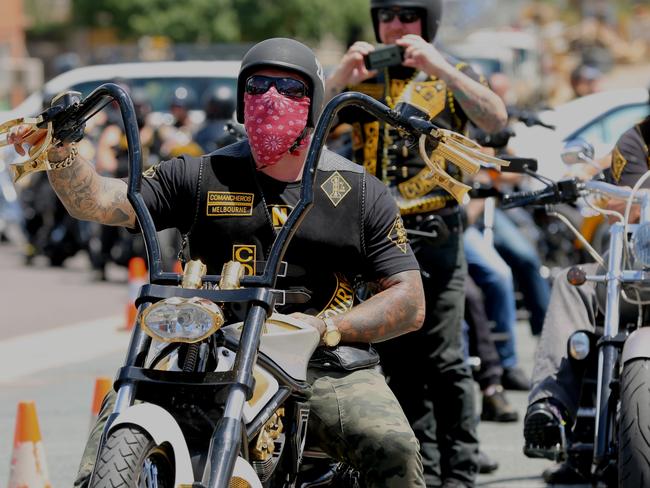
{"left": 406, "top": 116, "right": 510, "bottom": 205}
{"left": 0, "top": 91, "right": 86, "bottom": 183}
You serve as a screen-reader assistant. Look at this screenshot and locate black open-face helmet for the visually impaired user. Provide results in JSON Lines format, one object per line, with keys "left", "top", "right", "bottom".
{"left": 236, "top": 38, "right": 324, "bottom": 128}
{"left": 370, "top": 0, "right": 443, "bottom": 43}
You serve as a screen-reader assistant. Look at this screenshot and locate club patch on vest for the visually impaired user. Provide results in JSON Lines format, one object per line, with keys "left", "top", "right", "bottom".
{"left": 268, "top": 204, "right": 293, "bottom": 230}
{"left": 398, "top": 156, "right": 446, "bottom": 200}
{"left": 611, "top": 146, "right": 627, "bottom": 183}
{"left": 362, "top": 121, "right": 380, "bottom": 176}
{"left": 232, "top": 244, "right": 256, "bottom": 276}
{"left": 143, "top": 164, "right": 159, "bottom": 179}
{"left": 397, "top": 80, "right": 446, "bottom": 119}
{"left": 321, "top": 171, "right": 352, "bottom": 207}
{"left": 318, "top": 273, "right": 355, "bottom": 318}
{"left": 388, "top": 214, "right": 409, "bottom": 253}
{"left": 207, "top": 191, "right": 254, "bottom": 217}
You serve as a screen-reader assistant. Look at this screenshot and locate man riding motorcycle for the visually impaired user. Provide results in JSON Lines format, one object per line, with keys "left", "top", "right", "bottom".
{"left": 10, "top": 38, "right": 427, "bottom": 487}
{"left": 523, "top": 115, "right": 650, "bottom": 484}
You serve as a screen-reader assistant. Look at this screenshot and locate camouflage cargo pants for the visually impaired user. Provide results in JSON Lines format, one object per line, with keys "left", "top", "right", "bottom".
{"left": 75, "top": 368, "right": 424, "bottom": 487}
{"left": 307, "top": 367, "right": 426, "bottom": 488}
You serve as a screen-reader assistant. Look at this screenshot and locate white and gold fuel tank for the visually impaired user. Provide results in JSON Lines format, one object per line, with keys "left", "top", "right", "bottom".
{"left": 222, "top": 313, "right": 320, "bottom": 382}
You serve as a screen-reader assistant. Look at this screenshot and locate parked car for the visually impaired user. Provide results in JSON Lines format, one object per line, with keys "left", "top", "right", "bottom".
{"left": 508, "top": 87, "right": 650, "bottom": 181}
{"left": 0, "top": 60, "right": 240, "bottom": 126}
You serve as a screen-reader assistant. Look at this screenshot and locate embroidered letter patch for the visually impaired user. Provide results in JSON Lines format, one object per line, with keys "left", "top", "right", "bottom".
{"left": 207, "top": 192, "right": 254, "bottom": 217}
{"left": 318, "top": 273, "right": 355, "bottom": 318}
{"left": 268, "top": 205, "right": 293, "bottom": 230}
{"left": 232, "top": 244, "right": 256, "bottom": 276}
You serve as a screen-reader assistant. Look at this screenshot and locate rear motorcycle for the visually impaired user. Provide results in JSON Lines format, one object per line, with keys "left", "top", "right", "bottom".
{"left": 503, "top": 147, "right": 650, "bottom": 486}
{"left": 1, "top": 83, "right": 506, "bottom": 486}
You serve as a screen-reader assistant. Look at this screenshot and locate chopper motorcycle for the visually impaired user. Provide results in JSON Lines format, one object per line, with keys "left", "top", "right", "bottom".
{"left": 502, "top": 142, "right": 650, "bottom": 486}
{"left": 0, "top": 82, "right": 507, "bottom": 487}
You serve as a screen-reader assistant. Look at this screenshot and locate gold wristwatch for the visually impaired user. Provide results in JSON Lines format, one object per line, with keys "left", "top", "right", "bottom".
{"left": 322, "top": 317, "right": 341, "bottom": 347}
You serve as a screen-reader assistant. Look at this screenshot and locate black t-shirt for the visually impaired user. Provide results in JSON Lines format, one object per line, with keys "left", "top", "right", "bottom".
{"left": 137, "top": 140, "right": 419, "bottom": 316}
{"left": 606, "top": 116, "right": 650, "bottom": 188}
{"left": 338, "top": 55, "right": 485, "bottom": 215}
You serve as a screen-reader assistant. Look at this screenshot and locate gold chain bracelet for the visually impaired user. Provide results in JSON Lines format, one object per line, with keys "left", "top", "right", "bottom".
{"left": 48, "top": 143, "right": 78, "bottom": 171}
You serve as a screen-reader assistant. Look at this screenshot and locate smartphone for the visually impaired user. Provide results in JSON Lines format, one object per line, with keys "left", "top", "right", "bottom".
{"left": 364, "top": 45, "right": 405, "bottom": 71}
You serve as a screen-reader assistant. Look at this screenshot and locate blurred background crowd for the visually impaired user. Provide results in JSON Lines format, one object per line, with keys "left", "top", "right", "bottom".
{"left": 2, "top": 0, "right": 650, "bottom": 110}
{"left": 1, "top": 3, "right": 650, "bottom": 477}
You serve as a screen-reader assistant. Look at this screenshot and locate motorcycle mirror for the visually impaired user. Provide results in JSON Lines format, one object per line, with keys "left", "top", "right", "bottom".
{"left": 561, "top": 138, "right": 596, "bottom": 166}
{"left": 499, "top": 156, "right": 538, "bottom": 173}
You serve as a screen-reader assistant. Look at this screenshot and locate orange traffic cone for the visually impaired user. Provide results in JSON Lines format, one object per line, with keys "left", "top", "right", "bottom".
{"left": 122, "top": 257, "right": 148, "bottom": 331}
{"left": 8, "top": 401, "right": 52, "bottom": 488}
{"left": 89, "top": 377, "right": 112, "bottom": 430}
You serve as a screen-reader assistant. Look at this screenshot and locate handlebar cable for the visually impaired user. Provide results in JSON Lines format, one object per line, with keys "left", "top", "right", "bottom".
{"left": 583, "top": 194, "right": 624, "bottom": 224}
{"left": 524, "top": 168, "right": 555, "bottom": 187}
{"left": 620, "top": 287, "right": 649, "bottom": 314}
{"left": 546, "top": 206, "right": 605, "bottom": 267}
{"left": 70, "top": 99, "right": 113, "bottom": 135}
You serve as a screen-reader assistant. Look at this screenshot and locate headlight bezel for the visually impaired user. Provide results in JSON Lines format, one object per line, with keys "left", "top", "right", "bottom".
{"left": 140, "top": 296, "right": 225, "bottom": 343}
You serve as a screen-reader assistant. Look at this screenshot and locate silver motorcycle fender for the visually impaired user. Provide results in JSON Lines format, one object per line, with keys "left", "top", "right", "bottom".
{"left": 621, "top": 327, "right": 650, "bottom": 364}
{"left": 109, "top": 403, "right": 264, "bottom": 487}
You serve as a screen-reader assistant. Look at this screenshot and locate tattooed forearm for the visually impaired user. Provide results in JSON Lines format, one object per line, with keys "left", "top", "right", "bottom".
{"left": 47, "top": 155, "right": 136, "bottom": 228}
{"left": 446, "top": 71, "right": 508, "bottom": 133}
{"left": 333, "top": 270, "right": 425, "bottom": 343}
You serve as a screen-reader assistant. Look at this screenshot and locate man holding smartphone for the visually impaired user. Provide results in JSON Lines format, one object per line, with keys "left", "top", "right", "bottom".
{"left": 326, "top": 2, "right": 507, "bottom": 487}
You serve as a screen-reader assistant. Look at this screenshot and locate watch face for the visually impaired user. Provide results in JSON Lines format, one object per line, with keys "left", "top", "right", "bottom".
{"left": 324, "top": 329, "right": 342, "bottom": 347}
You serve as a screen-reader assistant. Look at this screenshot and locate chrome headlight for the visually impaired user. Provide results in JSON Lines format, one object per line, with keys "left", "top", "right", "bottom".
{"left": 140, "top": 296, "right": 225, "bottom": 343}
{"left": 632, "top": 222, "right": 650, "bottom": 268}
{"left": 568, "top": 331, "right": 590, "bottom": 360}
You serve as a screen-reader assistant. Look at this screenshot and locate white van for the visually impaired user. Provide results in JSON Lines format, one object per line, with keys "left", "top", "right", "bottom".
{"left": 0, "top": 60, "right": 240, "bottom": 123}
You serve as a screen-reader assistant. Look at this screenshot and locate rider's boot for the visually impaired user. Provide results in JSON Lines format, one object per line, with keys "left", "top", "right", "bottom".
{"left": 523, "top": 399, "right": 569, "bottom": 461}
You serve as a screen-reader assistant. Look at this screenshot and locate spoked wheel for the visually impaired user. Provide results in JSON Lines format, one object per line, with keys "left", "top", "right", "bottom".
{"left": 90, "top": 426, "right": 175, "bottom": 488}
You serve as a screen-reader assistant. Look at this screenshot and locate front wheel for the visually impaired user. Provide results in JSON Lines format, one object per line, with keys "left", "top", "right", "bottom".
{"left": 618, "top": 359, "right": 650, "bottom": 486}
{"left": 90, "top": 426, "right": 175, "bottom": 488}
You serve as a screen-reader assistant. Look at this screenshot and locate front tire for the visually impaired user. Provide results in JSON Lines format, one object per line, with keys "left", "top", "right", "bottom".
{"left": 90, "top": 426, "right": 174, "bottom": 488}
{"left": 618, "top": 359, "right": 650, "bottom": 487}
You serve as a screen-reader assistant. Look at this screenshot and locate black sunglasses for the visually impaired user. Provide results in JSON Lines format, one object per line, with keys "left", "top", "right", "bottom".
{"left": 245, "top": 75, "right": 308, "bottom": 99}
{"left": 377, "top": 8, "right": 421, "bottom": 24}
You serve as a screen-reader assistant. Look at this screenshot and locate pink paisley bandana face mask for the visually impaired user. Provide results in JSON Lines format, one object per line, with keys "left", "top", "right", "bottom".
{"left": 244, "top": 87, "right": 311, "bottom": 168}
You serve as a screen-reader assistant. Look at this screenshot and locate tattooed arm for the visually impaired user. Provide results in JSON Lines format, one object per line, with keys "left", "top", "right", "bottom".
{"left": 398, "top": 35, "right": 508, "bottom": 133}
{"left": 293, "top": 270, "right": 425, "bottom": 343}
{"left": 9, "top": 126, "right": 137, "bottom": 228}
{"left": 337, "top": 270, "right": 424, "bottom": 342}
{"left": 324, "top": 41, "right": 378, "bottom": 103}
{"left": 48, "top": 145, "right": 136, "bottom": 228}
{"left": 444, "top": 70, "right": 508, "bottom": 133}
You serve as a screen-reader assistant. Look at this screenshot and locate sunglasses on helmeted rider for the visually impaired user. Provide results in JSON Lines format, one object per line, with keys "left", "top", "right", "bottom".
{"left": 245, "top": 75, "right": 308, "bottom": 99}
{"left": 377, "top": 8, "right": 421, "bottom": 24}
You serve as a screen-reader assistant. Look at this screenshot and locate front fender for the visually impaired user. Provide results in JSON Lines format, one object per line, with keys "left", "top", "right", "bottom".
{"left": 110, "top": 403, "right": 263, "bottom": 487}
{"left": 109, "top": 403, "right": 194, "bottom": 485}
{"left": 621, "top": 327, "right": 650, "bottom": 365}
